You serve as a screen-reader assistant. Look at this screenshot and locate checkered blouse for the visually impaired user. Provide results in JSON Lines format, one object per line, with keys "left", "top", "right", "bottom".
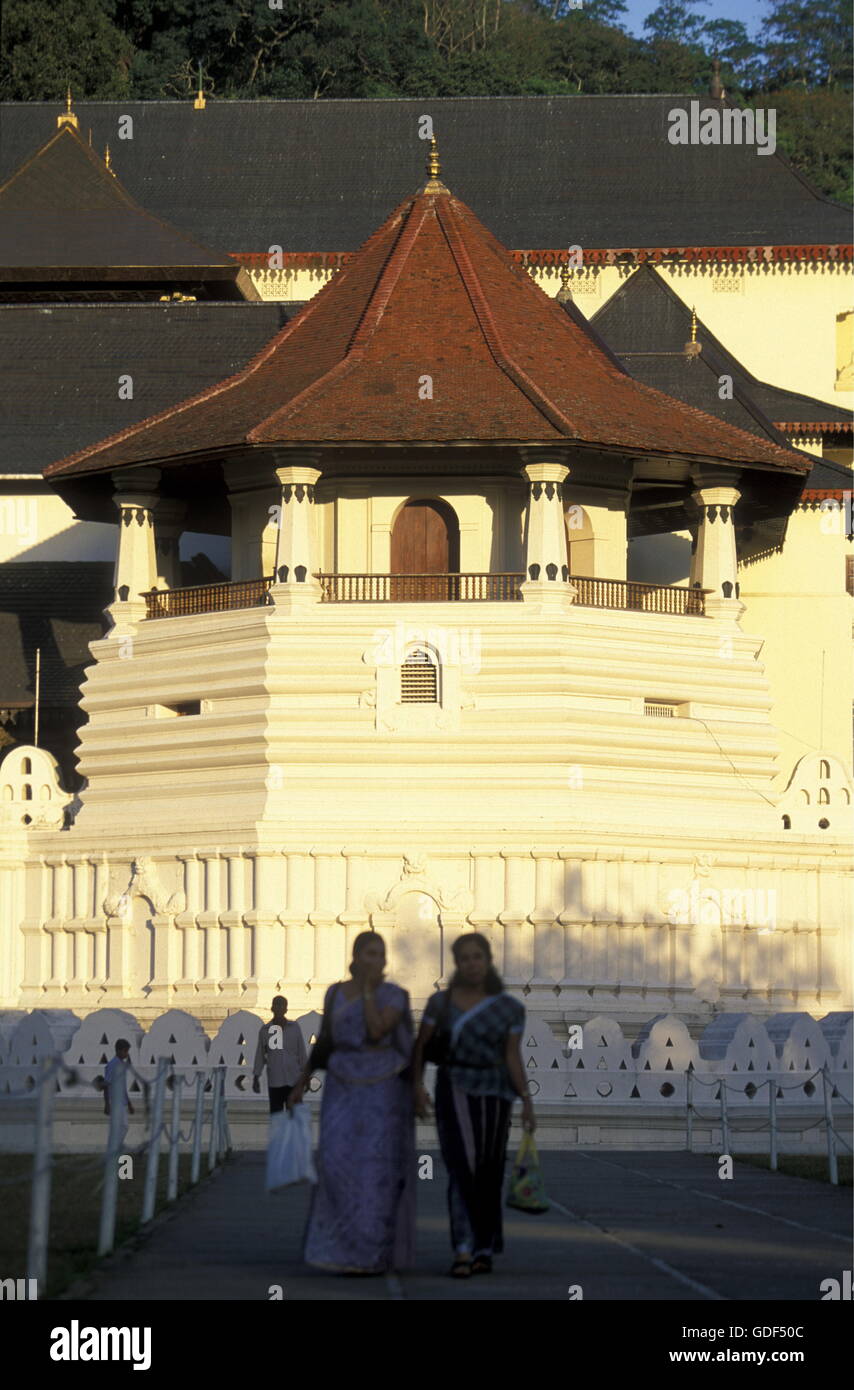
{"left": 422, "top": 990, "right": 525, "bottom": 1100}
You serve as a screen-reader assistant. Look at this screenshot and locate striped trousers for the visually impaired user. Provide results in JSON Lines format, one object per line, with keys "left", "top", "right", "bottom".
{"left": 434, "top": 1067, "right": 513, "bottom": 1257}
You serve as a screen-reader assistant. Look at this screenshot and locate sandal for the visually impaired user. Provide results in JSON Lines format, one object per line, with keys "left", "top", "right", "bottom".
{"left": 448, "top": 1257, "right": 473, "bottom": 1278}
{"left": 471, "top": 1256, "right": 493, "bottom": 1274}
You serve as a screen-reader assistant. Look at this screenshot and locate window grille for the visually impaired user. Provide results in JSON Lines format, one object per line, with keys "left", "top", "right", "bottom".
{"left": 644, "top": 701, "right": 676, "bottom": 718}
{"left": 401, "top": 649, "right": 438, "bottom": 703}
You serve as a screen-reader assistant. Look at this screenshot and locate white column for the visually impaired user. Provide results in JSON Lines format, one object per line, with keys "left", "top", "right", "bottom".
{"left": 220, "top": 852, "right": 247, "bottom": 993}
{"left": 244, "top": 852, "right": 285, "bottom": 998}
{"left": 690, "top": 469, "right": 744, "bottom": 621}
{"left": 153, "top": 500, "right": 187, "bottom": 590}
{"left": 281, "top": 852, "right": 314, "bottom": 985}
{"left": 340, "top": 848, "right": 369, "bottom": 961}
{"left": 108, "top": 466, "right": 161, "bottom": 626}
{"left": 174, "top": 854, "right": 201, "bottom": 998}
{"left": 499, "top": 850, "right": 530, "bottom": 989}
{"left": 310, "top": 849, "right": 345, "bottom": 981}
{"left": 270, "top": 453, "right": 323, "bottom": 612}
{"left": 530, "top": 851, "right": 562, "bottom": 989}
{"left": 197, "top": 852, "right": 222, "bottom": 994}
{"left": 519, "top": 450, "right": 576, "bottom": 612}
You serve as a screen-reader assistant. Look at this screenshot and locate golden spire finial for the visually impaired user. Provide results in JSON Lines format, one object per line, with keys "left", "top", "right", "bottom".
{"left": 427, "top": 136, "right": 440, "bottom": 181}
{"left": 556, "top": 262, "right": 573, "bottom": 304}
{"left": 57, "top": 87, "right": 79, "bottom": 130}
{"left": 684, "top": 306, "right": 702, "bottom": 360}
{"left": 104, "top": 143, "right": 115, "bottom": 176}
{"left": 422, "top": 134, "right": 448, "bottom": 194}
{"left": 194, "top": 62, "right": 206, "bottom": 110}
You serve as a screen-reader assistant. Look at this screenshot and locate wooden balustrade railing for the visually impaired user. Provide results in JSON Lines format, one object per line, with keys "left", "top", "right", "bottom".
{"left": 569, "top": 575, "right": 707, "bottom": 616}
{"left": 316, "top": 573, "right": 525, "bottom": 602}
{"left": 141, "top": 572, "right": 707, "bottom": 617}
{"left": 143, "top": 576, "right": 274, "bottom": 619}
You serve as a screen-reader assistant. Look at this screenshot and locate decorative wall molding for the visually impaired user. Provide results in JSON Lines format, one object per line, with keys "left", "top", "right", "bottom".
{"left": 103, "top": 857, "right": 186, "bottom": 919}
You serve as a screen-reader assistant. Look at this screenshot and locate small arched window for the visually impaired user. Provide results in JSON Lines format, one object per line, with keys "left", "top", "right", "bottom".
{"left": 819, "top": 759, "right": 830, "bottom": 779}
{"left": 401, "top": 648, "right": 438, "bottom": 704}
{"left": 22, "top": 757, "right": 32, "bottom": 775}
{"left": 818, "top": 787, "right": 830, "bottom": 805}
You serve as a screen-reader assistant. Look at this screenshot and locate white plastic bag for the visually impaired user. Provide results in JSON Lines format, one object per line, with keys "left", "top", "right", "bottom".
{"left": 265, "top": 1105, "right": 317, "bottom": 1192}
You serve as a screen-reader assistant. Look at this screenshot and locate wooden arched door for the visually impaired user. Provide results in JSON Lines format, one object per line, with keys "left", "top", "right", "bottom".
{"left": 390, "top": 499, "right": 459, "bottom": 599}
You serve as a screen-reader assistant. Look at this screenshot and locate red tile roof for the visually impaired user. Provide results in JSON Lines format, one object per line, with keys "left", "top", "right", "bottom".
{"left": 45, "top": 168, "right": 811, "bottom": 480}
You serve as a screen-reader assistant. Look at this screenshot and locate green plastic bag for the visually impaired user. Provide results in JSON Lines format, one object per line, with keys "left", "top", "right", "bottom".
{"left": 506, "top": 1130, "right": 550, "bottom": 1213}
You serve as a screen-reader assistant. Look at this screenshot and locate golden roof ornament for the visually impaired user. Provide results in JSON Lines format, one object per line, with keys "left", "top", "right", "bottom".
{"left": 423, "top": 135, "right": 448, "bottom": 194}
{"left": 57, "top": 88, "right": 79, "bottom": 130}
{"left": 104, "top": 143, "right": 116, "bottom": 177}
{"left": 194, "top": 63, "right": 206, "bottom": 110}
{"left": 556, "top": 262, "right": 574, "bottom": 304}
{"left": 684, "top": 306, "right": 702, "bottom": 360}
{"left": 710, "top": 58, "right": 725, "bottom": 101}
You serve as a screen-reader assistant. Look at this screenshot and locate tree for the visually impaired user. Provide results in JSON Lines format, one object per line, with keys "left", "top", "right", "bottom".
{"left": 576, "top": 0, "right": 629, "bottom": 26}
{"left": 770, "top": 86, "right": 853, "bottom": 201}
{"left": 643, "top": 0, "right": 710, "bottom": 46}
{"left": 760, "top": 0, "right": 853, "bottom": 88}
{"left": 701, "top": 18, "right": 763, "bottom": 91}
{"left": 0, "top": 0, "right": 133, "bottom": 99}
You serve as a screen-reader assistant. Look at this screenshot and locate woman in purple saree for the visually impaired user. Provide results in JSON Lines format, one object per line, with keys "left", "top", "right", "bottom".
{"left": 288, "top": 931, "right": 416, "bottom": 1274}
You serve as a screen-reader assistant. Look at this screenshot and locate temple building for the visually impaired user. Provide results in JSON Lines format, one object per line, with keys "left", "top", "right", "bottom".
{"left": 0, "top": 127, "right": 850, "bottom": 1031}
{"left": 0, "top": 94, "right": 851, "bottom": 1030}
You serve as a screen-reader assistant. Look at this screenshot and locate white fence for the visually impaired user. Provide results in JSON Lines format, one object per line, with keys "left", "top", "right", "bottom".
{"left": 1, "top": 1005, "right": 850, "bottom": 1107}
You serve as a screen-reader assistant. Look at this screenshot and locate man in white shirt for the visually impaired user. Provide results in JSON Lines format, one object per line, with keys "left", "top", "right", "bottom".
{"left": 253, "top": 997, "right": 309, "bottom": 1112}
{"left": 102, "top": 1038, "right": 135, "bottom": 1145}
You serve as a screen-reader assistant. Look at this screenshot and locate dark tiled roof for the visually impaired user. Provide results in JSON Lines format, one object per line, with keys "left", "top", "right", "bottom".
{"left": 46, "top": 174, "right": 812, "bottom": 479}
{"left": 590, "top": 264, "right": 852, "bottom": 429}
{"left": 800, "top": 457, "right": 854, "bottom": 491}
{"left": 0, "top": 98, "right": 849, "bottom": 254}
{"left": 0, "top": 555, "right": 227, "bottom": 707}
{"left": 588, "top": 265, "right": 852, "bottom": 490}
{"left": 0, "top": 124, "right": 238, "bottom": 283}
{"left": 0, "top": 562, "right": 112, "bottom": 706}
{"left": 0, "top": 302, "right": 290, "bottom": 474}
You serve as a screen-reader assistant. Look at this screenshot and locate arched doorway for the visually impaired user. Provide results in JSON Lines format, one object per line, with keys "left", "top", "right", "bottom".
{"left": 390, "top": 499, "right": 459, "bottom": 599}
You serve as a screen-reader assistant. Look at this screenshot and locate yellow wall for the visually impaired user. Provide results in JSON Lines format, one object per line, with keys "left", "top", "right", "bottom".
{"left": 739, "top": 504, "right": 854, "bottom": 790}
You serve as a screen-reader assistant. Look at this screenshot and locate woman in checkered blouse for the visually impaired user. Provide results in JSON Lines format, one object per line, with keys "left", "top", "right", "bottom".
{"left": 414, "top": 932, "right": 535, "bottom": 1277}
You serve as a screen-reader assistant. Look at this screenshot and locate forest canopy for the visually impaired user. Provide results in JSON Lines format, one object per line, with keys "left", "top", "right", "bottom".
{"left": 1, "top": 0, "right": 851, "bottom": 202}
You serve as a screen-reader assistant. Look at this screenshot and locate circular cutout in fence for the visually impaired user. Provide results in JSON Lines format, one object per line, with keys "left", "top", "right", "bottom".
{"left": 660, "top": 1082, "right": 675, "bottom": 1097}
{"left": 596, "top": 1082, "right": 612, "bottom": 1097}
{"left": 803, "top": 1081, "right": 816, "bottom": 1097}
{"left": 526, "top": 1079, "right": 541, "bottom": 1097}
{"left": 744, "top": 1083, "right": 757, "bottom": 1099}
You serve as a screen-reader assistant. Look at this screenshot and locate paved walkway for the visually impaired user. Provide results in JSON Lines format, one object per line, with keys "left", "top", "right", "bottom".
{"left": 81, "top": 1151, "right": 850, "bottom": 1302}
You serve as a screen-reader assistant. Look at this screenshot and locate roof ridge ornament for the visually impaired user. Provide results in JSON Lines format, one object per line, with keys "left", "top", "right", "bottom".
{"left": 710, "top": 58, "right": 725, "bottom": 101}
{"left": 194, "top": 62, "right": 206, "bottom": 110}
{"left": 57, "top": 88, "right": 79, "bottom": 130}
{"left": 104, "top": 143, "right": 116, "bottom": 177}
{"left": 556, "top": 263, "right": 573, "bottom": 304}
{"left": 684, "top": 305, "right": 702, "bottom": 361}
{"left": 422, "top": 135, "right": 449, "bottom": 194}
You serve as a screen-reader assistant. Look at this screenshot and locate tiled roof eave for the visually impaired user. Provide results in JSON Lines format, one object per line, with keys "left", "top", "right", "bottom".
{"left": 230, "top": 245, "right": 854, "bottom": 270}
{"left": 779, "top": 421, "right": 853, "bottom": 434}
